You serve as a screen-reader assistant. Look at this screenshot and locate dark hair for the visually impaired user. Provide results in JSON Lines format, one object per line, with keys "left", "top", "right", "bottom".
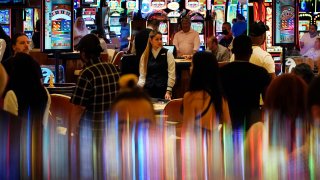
{"left": 11, "top": 32, "right": 28, "bottom": 46}
{"left": 291, "top": 63, "right": 314, "bottom": 84}
{"left": 119, "top": 17, "right": 127, "bottom": 23}
{"left": 308, "top": 76, "right": 320, "bottom": 109}
{"left": 310, "top": 23, "right": 318, "bottom": 30}
{"left": 75, "top": 34, "right": 103, "bottom": 59}
{"left": 236, "top": 14, "right": 245, "bottom": 21}
{"left": 35, "top": 19, "right": 40, "bottom": 31}
{"left": 147, "top": 19, "right": 160, "bottom": 28}
{"left": 265, "top": 74, "right": 308, "bottom": 121}
{"left": 189, "top": 51, "right": 223, "bottom": 115}
{"left": 6, "top": 53, "right": 48, "bottom": 119}
{"left": 232, "top": 35, "right": 253, "bottom": 57}
{"left": 222, "top": 22, "right": 231, "bottom": 29}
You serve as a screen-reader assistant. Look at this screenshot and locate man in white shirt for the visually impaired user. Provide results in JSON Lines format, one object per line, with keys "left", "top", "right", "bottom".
{"left": 249, "top": 21, "right": 276, "bottom": 79}
{"left": 173, "top": 16, "right": 200, "bottom": 57}
{"left": 300, "top": 24, "right": 318, "bottom": 55}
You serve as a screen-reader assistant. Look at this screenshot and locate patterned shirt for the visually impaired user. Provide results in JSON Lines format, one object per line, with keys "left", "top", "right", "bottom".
{"left": 71, "top": 60, "right": 120, "bottom": 132}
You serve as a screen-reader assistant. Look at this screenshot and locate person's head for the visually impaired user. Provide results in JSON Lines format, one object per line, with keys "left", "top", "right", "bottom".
{"left": 314, "top": 37, "right": 320, "bottom": 50}
{"left": 119, "top": 17, "right": 127, "bottom": 27}
{"left": 222, "top": 22, "right": 232, "bottom": 35}
{"left": 265, "top": 74, "right": 308, "bottom": 121}
{"left": 141, "top": 30, "right": 162, "bottom": 72}
{"left": 249, "top": 21, "right": 269, "bottom": 45}
{"left": 75, "top": 17, "right": 86, "bottom": 30}
{"left": 232, "top": 18, "right": 237, "bottom": 25}
{"left": 189, "top": 51, "right": 223, "bottom": 115}
{"left": 11, "top": 33, "right": 30, "bottom": 55}
{"left": 0, "top": 64, "right": 8, "bottom": 97}
{"left": 236, "top": 14, "right": 245, "bottom": 21}
{"left": 111, "top": 74, "right": 155, "bottom": 122}
{"left": 207, "top": 36, "right": 219, "bottom": 51}
{"left": 75, "top": 34, "right": 103, "bottom": 65}
{"left": 291, "top": 63, "right": 315, "bottom": 84}
{"left": 147, "top": 19, "right": 160, "bottom": 30}
{"left": 309, "top": 24, "right": 317, "bottom": 35}
{"left": 180, "top": 16, "right": 191, "bottom": 33}
{"left": 7, "top": 53, "right": 47, "bottom": 116}
{"left": 232, "top": 35, "right": 252, "bottom": 61}
{"left": 35, "top": 19, "right": 40, "bottom": 32}
{"left": 308, "top": 76, "right": 320, "bottom": 123}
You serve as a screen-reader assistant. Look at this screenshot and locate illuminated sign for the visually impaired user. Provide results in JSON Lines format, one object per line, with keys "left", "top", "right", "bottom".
{"left": 151, "top": 0, "right": 167, "bottom": 10}
{"left": 168, "top": 2, "right": 179, "bottom": 10}
{"left": 43, "top": 0, "right": 73, "bottom": 52}
{"left": 273, "top": 0, "right": 297, "bottom": 45}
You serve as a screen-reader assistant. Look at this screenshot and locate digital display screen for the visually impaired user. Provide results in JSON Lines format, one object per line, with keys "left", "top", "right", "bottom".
{"left": 213, "top": 5, "right": 225, "bottom": 32}
{"left": 273, "top": 0, "right": 296, "bottom": 45}
{"left": 169, "top": 18, "right": 178, "bottom": 23}
{"left": 162, "top": 34, "right": 168, "bottom": 44}
{"left": 109, "top": 16, "right": 121, "bottom": 26}
{"left": 299, "top": 0, "right": 313, "bottom": 12}
{"left": 0, "top": 9, "right": 10, "bottom": 24}
{"left": 2, "top": 24, "right": 10, "bottom": 36}
{"left": 83, "top": 8, "right": 96, "bottom": 25}
{"left": 0, "top": 0, "right": 24, "bottom": 4}
{"left": 43, "top": 0, "right": 73, "bottom": 51}
{"left": 81, "top": 0, "right": 96, "bottom": 5}
{"left": 23, "top": 8, "right": 34, "bottom": 32}
{"left": 317, "top": 20, "right": 320, "bottom": 29}
{"left": 227, "top": 5, "right": 237, "bottom": 23}
{"left": 191, "top": 22, "right": 204, "bottom": 34}
{"left": 159, "top": 22, "right": 168, "bottom": 34}
{"left": 199, "top": 34, "right": 204, "bottom": 45}
{"left": 110, "top": 26, "right": 121, "bottom": 35}
{"left": 299, "top": 20, "right": 310, "bottom": 31}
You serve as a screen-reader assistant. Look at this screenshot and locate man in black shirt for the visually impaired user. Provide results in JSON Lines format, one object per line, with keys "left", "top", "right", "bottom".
{"left": 220, "top": 35, "right": 271, "bottom": 130}
{"left": 134, "top": 19, "right": 159, "bottom": 60}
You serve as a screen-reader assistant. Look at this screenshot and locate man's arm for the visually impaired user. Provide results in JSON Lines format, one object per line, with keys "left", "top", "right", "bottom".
{"left": 193, "top": 32, "right": 200, "bottom": 54}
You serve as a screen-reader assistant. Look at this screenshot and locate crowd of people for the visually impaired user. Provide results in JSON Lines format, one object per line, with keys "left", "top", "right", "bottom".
{"left": 0, "top": 13, "right": 320, "bottom": 179}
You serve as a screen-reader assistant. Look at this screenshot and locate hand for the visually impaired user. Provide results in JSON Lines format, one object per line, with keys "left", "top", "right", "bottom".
{"left": 165, "top": 91, "right": 172, "bottom": 100}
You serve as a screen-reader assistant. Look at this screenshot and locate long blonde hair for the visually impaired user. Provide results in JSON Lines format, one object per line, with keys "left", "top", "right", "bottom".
{"left": 141, "top": 30, "right": 162, "bottom": 73}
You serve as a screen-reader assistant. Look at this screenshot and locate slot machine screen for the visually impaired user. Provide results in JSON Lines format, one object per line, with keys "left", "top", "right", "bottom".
{"left": 213, "top": 5, "right": 225, "bottom": 32}
{"left": 169, "top": 18, "right": 178, "bottom": 23}
{"left": 299, "top": 20, "right": 310, "bottom": 31}
{"left": 227, "top": 5, "right": 237, "bottom": 23}
{"left": 43, "top": 0, "right": 73, "bottom": 52}
{"left": 110, "top": 16, "right": 121, "bottom": 26}
{"left": 110, "top": 26, "right": 121, "bottom": 35}
{"left": 191, "top": 22, "right": 204, "bottom": 34}
{"left": 316, "top": 20, "right": 320, "bottom": 29}
{"left": 1, "top": 25, "right": 10, "bottom": 36}
{"left": 83, "top": 8, "right": 96, "bottom": 25}
{"left": 273, "top": 0, "right": 297, "bottom": 45}
{"left": 0, "top": 0, "right": 10, "bottom": 3}
{"left": 299, "top": 0, "right": 313, "bottom": 12}
{"left": 199, "top": 34, "right": 204, "bottom": 45}
{"left": 0, "top": 9, "right": 10, "bottom": 24}
{"left": 81, "top": 0, "right": 97, "bottom": 6}
{"left": 159, "top": 22, "right": 168, "bottom": 34}
{"left": 162, "top": 34, "right": 168, "bottom": 44}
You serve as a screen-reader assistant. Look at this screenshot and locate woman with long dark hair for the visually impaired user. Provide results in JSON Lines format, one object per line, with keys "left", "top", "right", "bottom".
{"left": 183, "top": 51, "right": 230, "bottom": 129}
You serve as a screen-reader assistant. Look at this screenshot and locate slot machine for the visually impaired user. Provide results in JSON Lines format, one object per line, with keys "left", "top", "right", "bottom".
{"left": 189, "top": 12, "right": 205, "bottom": 50}
{"left": 148, "top": 11, "right": 169, "bottom": 45}
{"left": 0, "top": 9, "right": 11, "bottom": 37}
{"left": 107, "top": 0, "right": 125, "bottom": 37}
{"left": 82, "top": 8, "right": 97, "bottom": 30}
{"left": 23, "top": 8, "right": 34, "bottom": 40}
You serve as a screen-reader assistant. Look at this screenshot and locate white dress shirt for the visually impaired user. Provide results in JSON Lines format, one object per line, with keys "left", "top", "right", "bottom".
{"left": 173, "top": 29, "right": 200, "bottom": 55}
{"left": 138, "top": 47, "right": 176, "bottom": 91}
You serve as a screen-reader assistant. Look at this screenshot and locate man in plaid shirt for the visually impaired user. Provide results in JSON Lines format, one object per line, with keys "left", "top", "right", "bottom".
{"left": 71, "top": 34, "right": 120, "bottom": 132}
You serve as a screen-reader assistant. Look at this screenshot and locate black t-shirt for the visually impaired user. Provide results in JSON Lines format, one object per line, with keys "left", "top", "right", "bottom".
{"left": 220, "top": 61, "right": 271, "bottom": 130}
